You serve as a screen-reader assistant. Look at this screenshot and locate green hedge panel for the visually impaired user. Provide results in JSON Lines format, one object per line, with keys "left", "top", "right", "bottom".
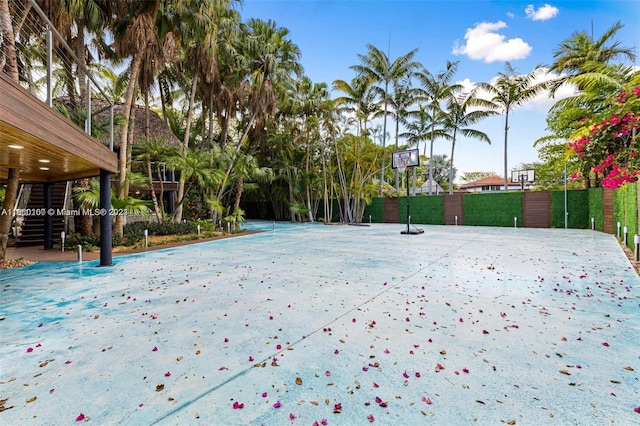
{"left": 588, "top": 188, "right": 604, "bottom": 231}
{"left": 550, "top": 190, "right": 590, "bottom": 229}
{"left": 463, "top": 192, "right": 523, "bottom": 227}
{"left": 613, "top": 183, "right": 638, "bottom": 250}
{"left": 398, "top": 195, "right": 444, "bottom": 225}
{"left": 363, "top": 198, "right": 385, "bottom": 223}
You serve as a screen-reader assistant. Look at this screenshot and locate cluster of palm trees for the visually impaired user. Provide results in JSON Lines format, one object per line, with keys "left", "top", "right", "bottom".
{"left": 2, "top": 0, "right": 638, "bottom": 230}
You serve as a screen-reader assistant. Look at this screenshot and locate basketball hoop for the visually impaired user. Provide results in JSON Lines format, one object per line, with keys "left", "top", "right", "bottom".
{"left": 396, "top": 158, "right": 408, "bottom": 174}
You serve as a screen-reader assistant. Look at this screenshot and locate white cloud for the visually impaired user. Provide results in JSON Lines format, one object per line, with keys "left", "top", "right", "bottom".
{"left": 452, "top": 21, "right": 532, "bottom": 63}
{"left": 506, "top": 12, "right": 515, "bottom": 19}
{"left": 525, "top": 4, "right": 559, "bottom": 21}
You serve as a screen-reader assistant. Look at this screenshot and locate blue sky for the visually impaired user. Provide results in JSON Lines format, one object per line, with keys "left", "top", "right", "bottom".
{"left": 240, "top": 0, "right": 640, "bottom": 179}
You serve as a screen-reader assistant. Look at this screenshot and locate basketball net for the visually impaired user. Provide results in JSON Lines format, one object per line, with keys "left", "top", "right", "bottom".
{"left": 397, "top": 153, "right": 410, "bottom": 174}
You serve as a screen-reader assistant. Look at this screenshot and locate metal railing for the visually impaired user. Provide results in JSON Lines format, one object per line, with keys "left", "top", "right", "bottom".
{"left": 4, "top": 0, "right": 115, "bottom": 150}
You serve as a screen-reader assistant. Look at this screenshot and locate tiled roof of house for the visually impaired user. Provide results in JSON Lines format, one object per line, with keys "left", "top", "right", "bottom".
{"left": 459, "top": 175, "right": 530, "bottom": 189}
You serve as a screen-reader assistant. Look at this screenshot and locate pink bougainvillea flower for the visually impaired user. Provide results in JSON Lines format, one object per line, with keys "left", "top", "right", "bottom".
{"left": 152, "top": 346, "right": 158, "bottom": 352}
{"left": 224, "top": 338, "right": 229, "bottom": 343}
{"left": 435, "top": 363, "right": 444, "bottom": 372}
{"left": 232, "top": 401, "right": 244, "bottom": 409}
{"left": 75, "top": 413, "right": 85, "bottom": 421}
{"left": 38, "top": 323, "right": 43, "bottom": 328}
{"left": 334, "top": 349, "right": 339, "bottom": 354}
{"left": 372, "top": 382, "right": 379, "bottom": 388}
{"left": 454, "top": 371, "right": 460, "bottom": 375}
{"left": 384, "top": 349, "right": 390, "bottom": 354}
{"left": 218, "top": 366, "right": 228, "bottom": 370}
{"left": 368, "top": 414, "right": 375, "bottom": 422}
{"left": 65, "top": 360, "right": 72, "bottom": 364}
{"left": 402, "top": 371, "right": 409, "bottom": 378}
{"left": 459, "top": 318, "right": 464, "bottom": 323}
{"left": 36, "top": 343, "right": 42, "bottom": 347}
{"left": 375, "top": 396, "right": 382, "bottom": 404}
{"left": 422, "top": 397, "right": 432, "bottom": 405}
{"left": 248, "top": 356, "right": 254, "bottom": 362}
{"left": 164, "top": 372, "right": 171, "bottom": 377}
{"left": 333, "top": 402, "right": 342, "bottom": 413}
{"left": 139, "top": 403, "right": 144, "bottom": 407}
{"left": 415, "top": 372, "right": 421, "bottom": 378}
{"left": 321, "top": 419, "right": 328, "bottom": 425}
{"left": 634, "top": 406, "right": 640, "bottom": 413}
{"left": 602, "top": 342, "right": 610, "bottom": 347}
{"left": 362, "top": 366, "right": 369, "bottom": 372}
{"left": 352, "top": 318, "right": 356, "bottom": 323}
{"left": 364, "top": 401, "right": 371, "bottom": 406}
{"left": 49, "top": 389, "right": 55, "bottom": 394}
{"left": 428, "top": 338, "right": 433, "bottom": 343}
{"left": 276, "top": 344, "right": 282, "bottom": 350}
{"left": 26, "top": 347, "right": 33, "bottom": 353}
{"left": 269, "top": 316, "right": 273, "bottom": 320}
{"left": 462, "top": 368, "right": 470, "bottom": 374}
{"left": 262, "top": 392, "right": 268, "bottom": 398}
{"left": 273, "top": 401, "right": 282, "bottom": 409}
{"left": 325, "top": 370, "right": 331, "bottom": 376}
{"left": 482, "top": 330, "right": 489, "bottom": 334}
{"left": 289, "top": 413, "right": 296, "bottom": 420}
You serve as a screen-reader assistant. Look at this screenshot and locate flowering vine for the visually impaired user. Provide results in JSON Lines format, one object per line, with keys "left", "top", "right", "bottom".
{"left": 568, "top": 86, "right": 640, "bottom": 188}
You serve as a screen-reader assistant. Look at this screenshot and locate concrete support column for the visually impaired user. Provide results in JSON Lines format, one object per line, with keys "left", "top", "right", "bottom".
{"left": 99, "top": 169, "right": 113, "bottom": 266}
{"left": 43, "top": 182, "right": 53, "bottom": 249}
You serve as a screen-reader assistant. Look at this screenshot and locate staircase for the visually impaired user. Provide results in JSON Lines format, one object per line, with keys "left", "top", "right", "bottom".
{"left": 17, "top": 182, "right": 66, "bottom": 247}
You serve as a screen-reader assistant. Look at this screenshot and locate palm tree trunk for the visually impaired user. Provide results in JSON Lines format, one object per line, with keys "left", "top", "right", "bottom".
{"left": 156, "top": 163, "right": 165, "bottom": 217}
{"left": 0, "top": 0, "right": 18, "bottom": 82}
{"left": 449, "top": 131, "right": 457, "bottom": 195}
{"left": 0, "top": 168, "right": 19, "bottom": 261}
{"left": 379, "top": 83, "right": 389, "bottom": 197}
{"left": 503, "top": 111, "right": 510, "bottom": 192}
{"left": 233, "top": 176, "right": 244, "bottom": 211}
{"left": 147, "top": 160, "right": 162, "bottom": 223}
{"left": 175, "top": 71, "right": 199, "bottom": 223}
{"left": 115, "top": 53, "right": 143, "bottom": 236}
{"left": 217, "top": 109, "right": 258, "bottom": 201}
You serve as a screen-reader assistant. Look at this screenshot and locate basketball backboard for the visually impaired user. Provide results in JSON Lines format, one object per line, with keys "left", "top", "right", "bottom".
{"left": 392, "top": 149, "right": 420, "bottom": 171}
{"left": 511, "top": 169, "right": 535, "bottom": 183}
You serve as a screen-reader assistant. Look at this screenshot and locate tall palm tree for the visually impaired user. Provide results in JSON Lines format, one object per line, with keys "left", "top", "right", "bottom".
{"left": 442, "top": 90, "right": 495, "bottom": 194}
{"left": 414, "top": 61, "right": 461, "bottom": 194}
{"left": 550, "top": 21, "right": 635, "bottom": 77}
{"left": 332, "top": 75, "right": 379, "bottom": 137}
{"left": 111, "top": 0, "right": 161, "bottom": 234}
{"left": 350, "top": 44, "right": 420, "bottom": 195}
{"left": 216, "top": 18, "right": 302, "bottom": 203}
{"left": 478, "top": 62, "right": 548, "bottom": 191}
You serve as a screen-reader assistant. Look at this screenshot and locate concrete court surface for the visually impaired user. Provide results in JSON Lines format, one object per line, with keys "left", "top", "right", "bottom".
{"left": 0, "top": 221, "right": 638, "bottom": 425}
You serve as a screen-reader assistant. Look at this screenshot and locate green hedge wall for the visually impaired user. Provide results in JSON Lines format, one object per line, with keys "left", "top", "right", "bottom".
{"left": 398, "top": 195, "right": 444, "bottom": 225}
{"left": 463, "top": 192, "right": 523, "bottom": 227}
{"left": 613, "top": 183, "right": 638, "bottom": 250}
{"left": 550, "top": 189, "right": 590, "bottom": 229}
{"left": 588, "top": 188, "right": 604, "bottom": 231}
{"left": 363, "top": 198, "right": 385, "bottom": 223}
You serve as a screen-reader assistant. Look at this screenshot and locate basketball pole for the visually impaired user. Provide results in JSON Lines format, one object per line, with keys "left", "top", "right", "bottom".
{"left": 405, "top": 167, "right": 410, "bottom": 234}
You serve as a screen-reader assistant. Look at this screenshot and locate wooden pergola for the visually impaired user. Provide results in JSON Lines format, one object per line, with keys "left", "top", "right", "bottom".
{"left": 0, "top": 72, "right": 118, "bottom": 265}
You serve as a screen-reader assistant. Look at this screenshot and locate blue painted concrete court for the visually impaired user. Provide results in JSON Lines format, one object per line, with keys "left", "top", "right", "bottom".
{"left": 1, "top": 222, "right": 638, "bottom": 425}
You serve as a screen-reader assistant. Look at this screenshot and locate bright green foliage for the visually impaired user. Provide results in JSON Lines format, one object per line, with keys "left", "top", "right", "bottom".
{"left": 568, "top": 87, "right": 640, "bottom": 189}
{"left": 550, "top": 190, "right": 589, "bottom": 228}
{"left": 613, "top": 183, "right": 638, "bottom": 250}
{"left": 463, "top": 193, "right": 523, "bottom": 227}
{"left": 588, "top": 188, "right": 604, "bottom": 231}
{"left": 363, "top": 198, "right": 385, "bottom": 223}
{"left": 398, "top": 196, "right": 444, "bottom": 225}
